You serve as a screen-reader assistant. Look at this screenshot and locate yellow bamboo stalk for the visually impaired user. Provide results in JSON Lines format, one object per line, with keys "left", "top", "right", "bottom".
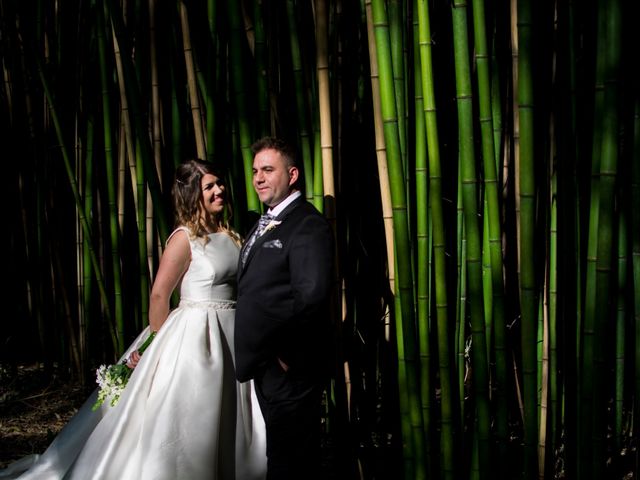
{"left": 539, "top": 267, "right": 549, "bottom": 480}
{"left": 180, "top": 0, "right": 206, "bottom": 159}
{"left": 510, "top": 0, "right": 521, "bottom": 272}
{"left": 112, "top": 26, "right": 154, "bottom": 278}
{"left": 315, "top": 0, "right": 335, "bottom": 205}
{"left": 111, "top": 25, "right": 138, "bottom": 210}
{"left": 117, "top": 118, "right": 126, "bottom": 230}
{"left": 149, "top": 0, "right": 163, "bottom": 188}
{"left": 365, "top": 0, "right": 395, "bottom": 303}
{"left": 241, "top": 1, "right": 255, "bottom": 54}
{"left": 315, "top": 0, "right": 353, "bottom": 422}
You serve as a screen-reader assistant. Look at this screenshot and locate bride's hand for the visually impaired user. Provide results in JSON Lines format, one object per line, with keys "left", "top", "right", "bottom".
{"left": 127, "top": 350, "right": 141, "bottom": 368}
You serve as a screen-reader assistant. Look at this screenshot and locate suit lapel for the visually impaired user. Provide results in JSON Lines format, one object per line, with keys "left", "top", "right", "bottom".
{"left": 239, "top": 198, "right": 304, "bottom": 275}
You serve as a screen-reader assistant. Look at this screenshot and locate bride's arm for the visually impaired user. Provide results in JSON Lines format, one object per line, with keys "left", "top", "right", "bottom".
{"left": 128, "top": 231, "right": 190, "bottom": 368}
{"left": 148, "top": 230, "right": 191, "bottom": 332}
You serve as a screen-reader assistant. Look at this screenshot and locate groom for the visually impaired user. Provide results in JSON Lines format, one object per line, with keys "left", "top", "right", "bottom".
{"left": 235, "top": 136, "right": 333, "bottom": 479}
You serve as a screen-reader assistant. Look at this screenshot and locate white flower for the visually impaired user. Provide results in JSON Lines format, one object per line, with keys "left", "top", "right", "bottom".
{"left": 261, "top": 220, "right": 282, "bottom": 236}
{"left": 93, "top": 362, "right": 132, "bottom": 410}
{"left": 92, "top": 331, "right": 157, "bottom": 410}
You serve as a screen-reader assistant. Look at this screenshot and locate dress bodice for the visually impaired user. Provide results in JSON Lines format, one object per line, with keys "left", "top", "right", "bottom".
{"left": 177, "top": 230, "right": 239, "bottom": 302}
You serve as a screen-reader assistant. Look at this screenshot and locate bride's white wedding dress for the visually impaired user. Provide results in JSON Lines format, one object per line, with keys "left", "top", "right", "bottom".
{"left": 1, "top": 229, "right": 267, "bottom": 480}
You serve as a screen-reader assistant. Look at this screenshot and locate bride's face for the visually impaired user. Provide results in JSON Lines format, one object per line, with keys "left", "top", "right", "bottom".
{"left": 200, "top": 173, "right": 226, "bottom": 216}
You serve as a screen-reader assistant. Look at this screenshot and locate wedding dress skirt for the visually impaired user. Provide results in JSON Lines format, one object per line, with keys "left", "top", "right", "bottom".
{"left": 1, "top": 231, "right": 266, "bottom": 480}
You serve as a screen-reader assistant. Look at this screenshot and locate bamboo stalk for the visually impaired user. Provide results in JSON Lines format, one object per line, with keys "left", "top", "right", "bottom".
{"left": 226, "top": 0, "right": 259, "bottom": 213}
{"left": 315, "top": 0, "right": 335, "bottom": 215}
{"left": 97, "top": 0, "right": 124, "bottom": 352}
{"left": 579, "top": 2, "right": 608, "bottom": 476}
{"left": 106, "top": 0, "right": 169, "bottom": 242}
{"left": 110, "top": 23, "right": 138, "bottom": 209}
{"left": 471, "top": 7, "right": 509, "bottom": 468}
{"left": 252, "top": 1, "right": 269, "bottom": 136}
{"left": 591, "top": 2, "right": 622, "bottom": 476}
{"left": 412, "top": 5, "right": 432, "bottom": 476}
{"left": 205, "top": 0, "right": 218, "bottom": 164}
{"left": 614, "top": 211, "right": 627, "bottom": 453}
{"left": 516, "top": 0, "right": 538, "bottom": 476}
{"left": 148, "top": 0, "right": 163, "bottom": 185}
{"left": 180, "top": 1, "right": 206, "bottom": 160}
{"left": 33, "top": 51, "right": 115, "bottom": 346}
{"left": 370, "top": 1, "right": 424, "bottom": 477}
{"left": 286, "top": 0, "right": 315, "bottom": 202}
{"left": 451, "top": 1, "right": 491, "bottom": 478}
{"left": 632, "top": 89, "right": 640, "bottom": 480}
{"left": 365, "top": 0, "right": 395, "bottom": 297}
{"left": 416, "top": 0, "right": 455, "bottom": 477}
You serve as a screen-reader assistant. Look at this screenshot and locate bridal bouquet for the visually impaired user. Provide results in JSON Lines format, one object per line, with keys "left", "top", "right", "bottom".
{"left": 92, "top": 331, "right": 157, "bottom": 410}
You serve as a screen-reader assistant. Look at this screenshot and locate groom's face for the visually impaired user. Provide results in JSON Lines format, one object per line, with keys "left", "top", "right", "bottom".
{"left": 252, "top": 148, "right": 298, "bottom": 208}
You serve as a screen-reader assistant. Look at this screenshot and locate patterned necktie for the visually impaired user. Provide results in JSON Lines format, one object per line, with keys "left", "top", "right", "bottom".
{"left": 241, "top": 213, "right": 274, "bottom": 265}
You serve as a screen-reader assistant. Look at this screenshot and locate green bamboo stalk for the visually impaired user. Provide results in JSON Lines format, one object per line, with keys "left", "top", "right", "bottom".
{"left": 126, "top": 12, "right": 154, "bottom": 321}
{"left": 451, "top": 1, "right": 491, "bottom": 478}
{"left": 509, "top": 0, "right": 520, "bottom": 251}
{"left": 137, "top": 140, "right": 150, "bottom": 328}
{"left": 633, "top": 92, "right": 640, "bottom": 480}
{"left": 253, "top": 1, "right": 269, "bottom": 136}
{"left": 97, "top": 0, "right": 124, "bottom": 352}
{"left": 117, "top": 119, "right": 126, "bottom": 232}
{"left": 412, "top": 7, "right": 432, "bottom": 474}
{"left": 148, "top": 0, "right": 162, "bottom": 184}
{"left": 111, "top": 22, "right": 138, "bottom": 213}
{"left": 395, "top": 288, "right": 415, "bottom": 480}
{"left": 614, "top": 210, "right": 627, "bottom": 453}
{"left": 416, "top": 1, "right": 455, "bottom": 476}
{"left": 169, "top": 39, "right": 183, "bottom": 168}
{"left": 549, "top": 174, "right": 558, "bottom": 468}
{"left": 591, "top": 1, "right": 622, "bottom": 476}
{"left": 33, "top": 51, "right": 115, "bottom": 347}
{"left": 81, "top": 117, "right": 95, "bottom": 378}
{"left": 205, "top": 0, "right": 217, "bottom": 164}
{"left": 579, "top": 3, "right": 608, "bottom": 474}
{"left": 226, "top": 0, "right": 259, "bottom": 213}
{"left": 388, "top": 0, "right": 406, "bottom": 168}
{"left": 482, "top": 204, "right": 492, "bottom": 352}
{"left": 516, "top": 0, "right": 538, "bottom": 476}
{"left": 556, "top": 2, "right": 579, "bottom": 475}
{"left": 313, "top": 123, "right": 324, "bottom": 212}
{"left": 471, "top": 5, "right": 509, "bottom": 471}
{"left": 286, "top": 0, "right": 315, "bottom": 201}
{"left": 456, "top": 170, "right": 466, "bottom": 420}
{"left": 106, "top": 0, "right": 169, "bottom": 242}
{"left": 370, "top": 1, "right": 423, "bottom": 477}
{"left": 490, "top": 42, "right": 503, "bottom": 173}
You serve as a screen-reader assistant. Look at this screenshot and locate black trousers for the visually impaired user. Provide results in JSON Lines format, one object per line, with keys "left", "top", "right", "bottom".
{"left": 255, "top": 361, "right": 324, "bottom": 480}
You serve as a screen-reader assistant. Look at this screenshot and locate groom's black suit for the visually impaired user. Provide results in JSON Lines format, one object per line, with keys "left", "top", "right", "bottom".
{"left": 235, "top": 196, "right": 333, "bottom": 479}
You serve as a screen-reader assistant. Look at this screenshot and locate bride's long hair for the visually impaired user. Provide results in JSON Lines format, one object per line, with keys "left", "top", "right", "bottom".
{"left": 171, "top": 159, "right": 241, "bottom": 245}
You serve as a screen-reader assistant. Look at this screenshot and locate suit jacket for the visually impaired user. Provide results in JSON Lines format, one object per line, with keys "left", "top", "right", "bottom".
{"left": 234, "top": 197, "right": 333, "bottom": 383}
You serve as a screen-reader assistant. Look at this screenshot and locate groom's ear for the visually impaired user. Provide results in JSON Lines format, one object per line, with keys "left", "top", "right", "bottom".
{"left": 288, "top": 166, "right": 299, "bottom": 187}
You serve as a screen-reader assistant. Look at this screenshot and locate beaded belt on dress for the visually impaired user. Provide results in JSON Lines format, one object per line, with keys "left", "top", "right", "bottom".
{"left": 179, "top": 299, "right": 236, "bottom": 310}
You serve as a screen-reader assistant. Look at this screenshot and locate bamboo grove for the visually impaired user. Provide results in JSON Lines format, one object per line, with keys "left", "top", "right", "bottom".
{"left": 1, "top": 0, "right": 638, "bottom": 478}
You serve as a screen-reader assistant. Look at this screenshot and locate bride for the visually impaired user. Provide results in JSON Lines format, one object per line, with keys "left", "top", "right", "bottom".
{"left": 1, "top": 159, "right": 267, "bottom": 480}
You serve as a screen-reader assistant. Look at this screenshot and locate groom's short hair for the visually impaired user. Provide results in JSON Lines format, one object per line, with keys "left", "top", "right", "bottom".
{"left": 251, "top": 136, "right": 297, "bottom": 168}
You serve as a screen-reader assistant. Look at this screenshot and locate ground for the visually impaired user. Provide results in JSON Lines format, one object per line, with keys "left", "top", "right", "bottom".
{"left": 0, "top": 363, "right": 87, "bottom": 469}
{"left": 0, "top": 363, "right": 345, "bottom": 477}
